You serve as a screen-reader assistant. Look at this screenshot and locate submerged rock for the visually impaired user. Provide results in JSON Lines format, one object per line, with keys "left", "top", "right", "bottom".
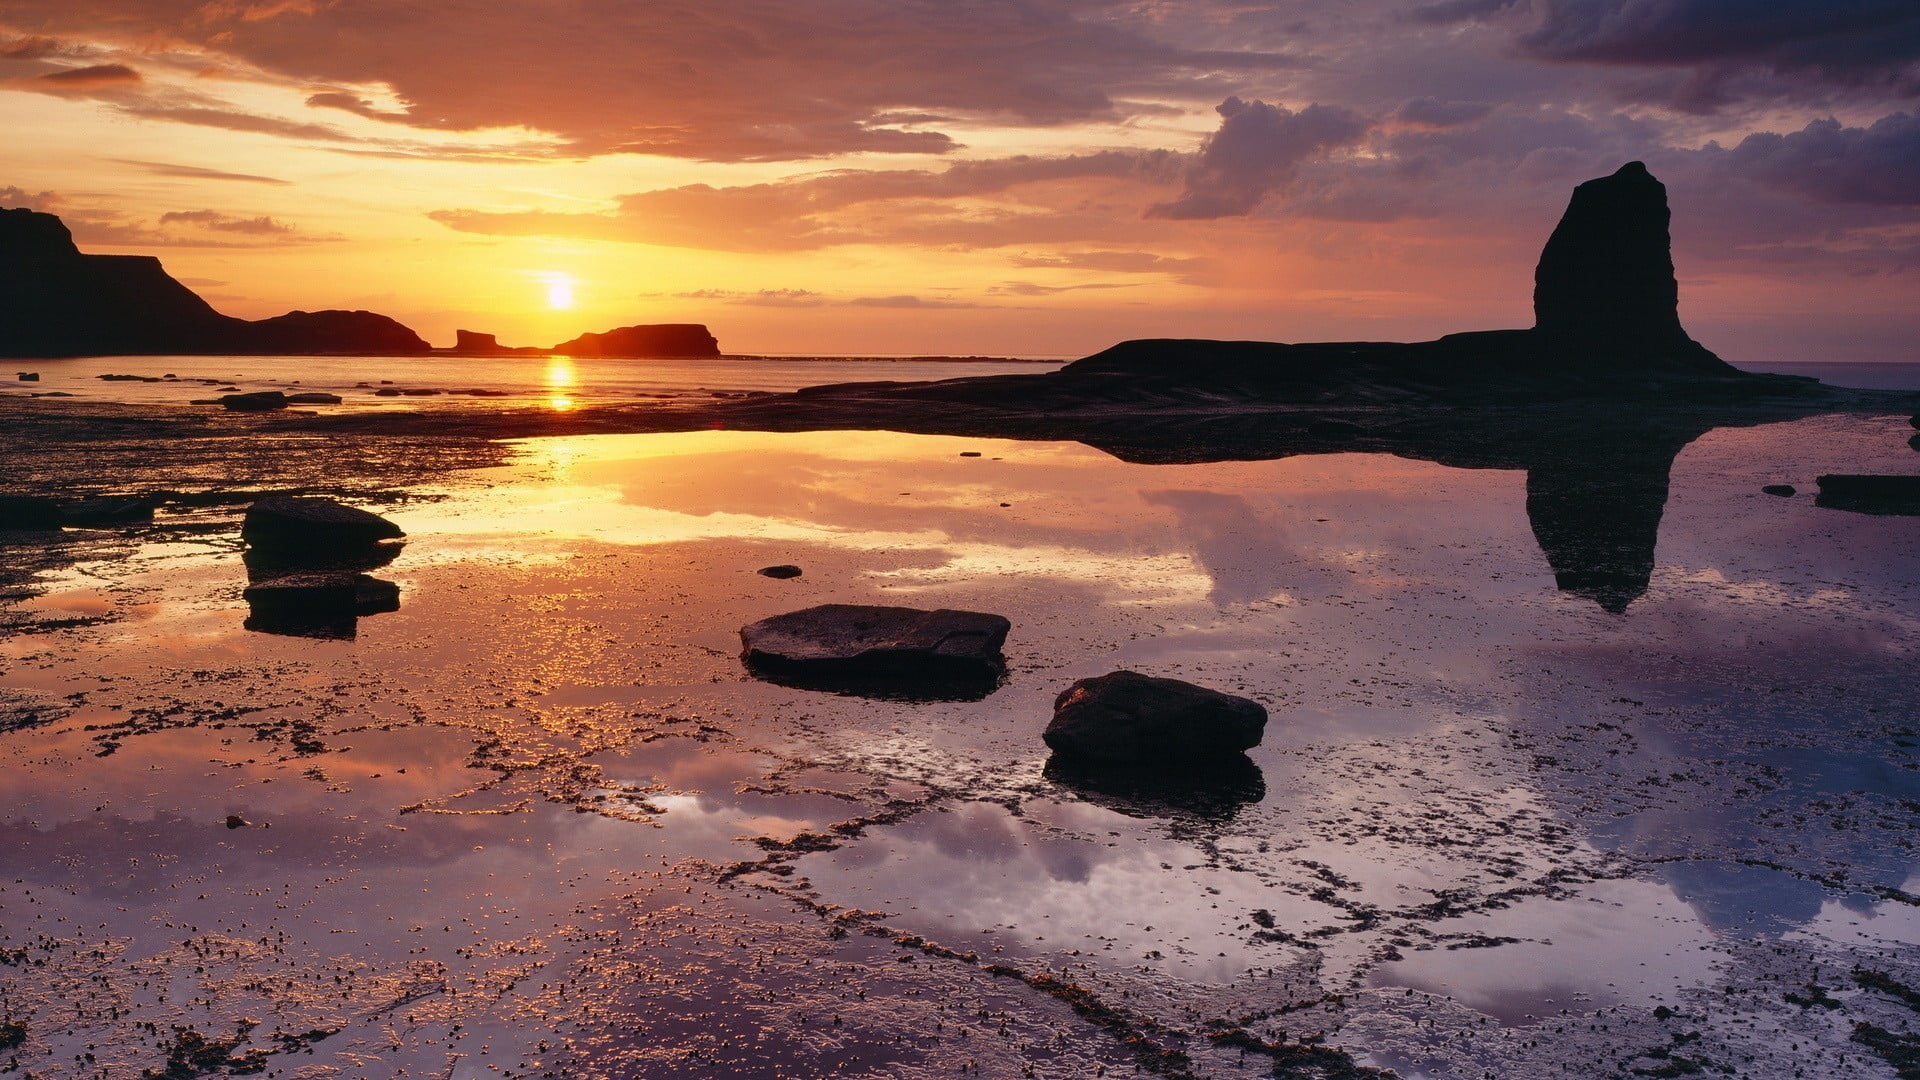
{"left": 1043, "top": 671, "right": 1267, "bottom": 769}
{"left": 219, "top": 391, "right": 288, "bottom": 411}
{"left": 1815, "top": 474, "right": 1920, "bottom": 515}
{"left": 242, "top": 496, "right": 405, "bottom": 555}
{"left": 740, "top": 603, "right": 1010, "bottom": 699}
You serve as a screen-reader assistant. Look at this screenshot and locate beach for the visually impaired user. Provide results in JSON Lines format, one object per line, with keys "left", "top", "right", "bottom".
{"left": 3, "top": 359, "right": 1919, "bottom": 1076}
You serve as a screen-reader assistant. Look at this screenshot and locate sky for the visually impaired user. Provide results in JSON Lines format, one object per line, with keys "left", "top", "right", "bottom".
{"left": 1, "top": 1, "right": 1916, "bottom": 359}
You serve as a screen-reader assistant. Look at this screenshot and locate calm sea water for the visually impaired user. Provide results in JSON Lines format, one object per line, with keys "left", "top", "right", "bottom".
{"left": 8, "top": 355, "right": 1918, "bottom": 410}
{"left": 4, "top": 353, "right": 1067, "bottom": 411}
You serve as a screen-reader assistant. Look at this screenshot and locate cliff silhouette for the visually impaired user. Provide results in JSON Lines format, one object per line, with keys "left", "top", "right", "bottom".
{"left": 0, "top": 208, "right": 720, "bottom": 359}
{"left": 0, "top": 208, "right": 427, "bottom": 357}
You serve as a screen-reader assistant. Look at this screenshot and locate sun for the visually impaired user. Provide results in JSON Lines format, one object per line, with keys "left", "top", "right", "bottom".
{"left": 545, "top": 274, "right": 576, "bottom": 310}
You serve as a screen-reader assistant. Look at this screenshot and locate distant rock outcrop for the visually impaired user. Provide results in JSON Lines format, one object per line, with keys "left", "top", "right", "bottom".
{"left": 551, "top": 324, "right": 720, "bottom": 358}
{"left": 0, "top": 207, "right": 430, "bottom": 357}
{"left": 441, "top": 329, "right": 543, "bottom": 357}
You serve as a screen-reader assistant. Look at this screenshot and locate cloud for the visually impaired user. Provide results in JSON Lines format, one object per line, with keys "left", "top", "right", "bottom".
{"left": 1148, "top": 97, "right": 1372, "bottom": 219}
{"left": 26, "top": 61, "right": 138, "bottom": 90}
{"left": 430, "top": 148, "right": 1183, "bottom": 251}
{"left": 673, "top": 288, "right": 828, "bottom": 307}
{"left": 159, "top": 209, "right": 297, "bottom": 233}
{"left": 847, "top": 294, "right": 981, "bottom": 309}
{"left": 113, "top": 159, "right": 292, "bottom": 185}
{"left": 1518, "top": 0, "right": 1920, "bottom": 109}
{"left": 116, "top": 103, "right": 353, "bottom": 141}
{"left": 1715, "top": 112, "right": 1920, "bottom": 205}
{"left": 0, "top": 34, "right": 85, "bottom": 59}
{"left": 1396, "top": 97, "right": 1495, "bottom": 129}
{"left": 0, "top": 0, "right": 1302, "bottom": 161}
{"left": 987, "top": 280, "right": 1137, "bottom": 296}
{"left": 1405, "top": 0, "right": 1526, "bottom": 25}
{"left": 0, "top": 185, "right": 58, "bottom": 210}
{"left": 1007, "top": 249, "right": 1205, "bottom": 274}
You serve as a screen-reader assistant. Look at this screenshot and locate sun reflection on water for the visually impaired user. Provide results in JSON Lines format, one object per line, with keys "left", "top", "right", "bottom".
{"left": 546, "top": 356, "right": 576, "bottom": 411}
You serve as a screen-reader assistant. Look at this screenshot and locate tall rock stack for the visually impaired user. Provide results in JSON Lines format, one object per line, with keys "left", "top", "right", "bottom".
{"left": 1531, "top": 161, "right": 1731, "bottom": 374}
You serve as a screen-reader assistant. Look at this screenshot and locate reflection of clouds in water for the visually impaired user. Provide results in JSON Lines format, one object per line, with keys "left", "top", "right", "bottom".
{"left": 1139, "top": 488, "right": 1337, "bottom": 605}
{"left": 1369, "top": 879, "right": 1718, "bottom": 1024}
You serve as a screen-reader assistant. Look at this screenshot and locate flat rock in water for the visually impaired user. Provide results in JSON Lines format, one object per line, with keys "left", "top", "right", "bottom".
{"left": 757, "top": 564, "right": 803, "bottom": 579}
{"left": 284, "top": 392, "right": 342, "bottom": 405}
{"left": 242, "top": 496, "right": 405, "bottom": 555}
{"left": 1815, "top": 474, "right": 1920, "bottom": 516}
{"left": 220, "top": 391, "right": 289, "bottom": 411}
{"left": 740, "top": 603, "right": 1010, "bottom": 699}
{"left": 1761, "top": 484, "right": 1796, "bottom": 497}
{"left": 1044, "top": 670, "right": 1267, "bottom": 769}
{"left": 60, "top": 496, "right": 155, "bottom": 526}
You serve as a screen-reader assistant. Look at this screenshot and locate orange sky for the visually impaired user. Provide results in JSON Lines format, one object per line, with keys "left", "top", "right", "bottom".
{"left": 2, "top": 2, "right": 1916, "bottom": 359}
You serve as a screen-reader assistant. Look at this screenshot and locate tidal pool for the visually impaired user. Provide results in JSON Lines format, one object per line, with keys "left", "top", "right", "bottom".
{"left": 2, "top": 415, "right": 1917, "bottom": 1078}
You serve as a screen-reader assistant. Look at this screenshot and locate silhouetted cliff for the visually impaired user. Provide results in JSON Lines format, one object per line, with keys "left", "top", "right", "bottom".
{"left": 0, "top": 208, "right": 429, "bottom": 357}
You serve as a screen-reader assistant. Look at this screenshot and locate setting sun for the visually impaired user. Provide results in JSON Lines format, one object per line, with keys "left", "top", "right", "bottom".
{"left": 543, "top": 273, "right": 575, "bottom": 310}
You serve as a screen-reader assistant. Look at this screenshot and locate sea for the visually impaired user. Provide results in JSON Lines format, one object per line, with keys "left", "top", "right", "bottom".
{"left": 10, "top": 354, "right": 1919, "bottom": 411}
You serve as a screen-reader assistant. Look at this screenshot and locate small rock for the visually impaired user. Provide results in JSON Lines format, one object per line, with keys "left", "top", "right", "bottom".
{"left": 242, "top": 496, "right": 405, "bottom": 555}
{"left": 1043, "top": 670, "right": 1267, "bottom": 769}
{"left": 741, "top": 603, "right": 1010, "bottom": 699}
{"left": 1910, "top": 415, "right": 1919, "bottom": 430}
{"left": 1761, "top": 484, "right": 1795, "bottom": 497}
{"left": 373, "top": 387, "right": 402, "bottom": 396}
{"left": 399, "top": 388, "right": 442, "bottom": 396}
{"left": 219, "top": 390, "right": 289, "bottom": 411}
{"left": 224, "top": 814, "right": 249, "bottom": 829}
{"left": 758, "top": 565, "right": 803, "bottom": 579}
{"left": 959, "top": 451, "right": 982, "bottom": 457}
{"left": 284, "top": 392, "right": 343, "bottom": 405}
{"left": 16, "top": 372, "right": 38, "bottom": 381}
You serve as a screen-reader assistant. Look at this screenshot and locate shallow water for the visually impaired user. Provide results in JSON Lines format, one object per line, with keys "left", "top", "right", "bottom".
{"left": 2, "top": 412, "right": 1918, "bottom": 1077}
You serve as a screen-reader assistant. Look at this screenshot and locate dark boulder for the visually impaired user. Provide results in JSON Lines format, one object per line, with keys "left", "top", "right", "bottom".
{"left": 1043, "top": 671, "right": 1266, "bottom": 769}
{"left": 243, "top": 572, "right": 399, "bottom": 637}
{"left": 284, "top": 392, "right": 343, "bottom": 405}
{"left": 242, "top": 497, "right": 404, "bottom": 555}
{"left": 220, "top": 391, "right": 288, "bottom": 411}
{"left": 551, "top": 323, "right": 720, "bottom": 358}
{"left": 1815, "top": 474, "right": 1920, "bottom": 515}
{"left": 0, "top": 495, "right": 64, "bottom": 531}
{"left": 740, "top": 603, "right": 1009, "bottom": 699}
{"left": 1762, "top": 484, "right": 1796, "bottom": 497}
{"left": 758, "top": 564, "right": 803, "bottom": 579}
{"left": 16, "top": 372, "right": 37, "bottom": 381}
